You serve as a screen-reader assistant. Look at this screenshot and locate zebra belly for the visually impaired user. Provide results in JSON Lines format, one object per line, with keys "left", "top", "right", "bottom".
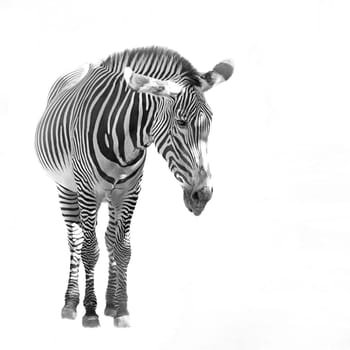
{"left": 47, "top": 158, "right": 143, "bottom": 204}
{"left": 45, "top": 163, "right": 78, "bottom": 192}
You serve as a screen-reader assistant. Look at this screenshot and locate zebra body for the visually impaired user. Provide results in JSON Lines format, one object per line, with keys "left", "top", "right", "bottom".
{"left": 35, "top": 47, "right": 233, "bottom": 327}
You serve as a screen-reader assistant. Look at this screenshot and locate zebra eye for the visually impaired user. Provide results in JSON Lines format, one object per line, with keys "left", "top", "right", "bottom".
{"left": 176, "top": 119, "right": 188, "bottom": 127}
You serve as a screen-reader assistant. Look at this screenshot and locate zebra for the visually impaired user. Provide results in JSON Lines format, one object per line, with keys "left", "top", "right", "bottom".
{"left": 35, "top": 47, "right": 233, "bottom": 327}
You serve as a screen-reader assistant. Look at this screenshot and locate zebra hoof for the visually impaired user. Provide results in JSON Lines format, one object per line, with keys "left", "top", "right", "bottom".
{"left": 82, "top": 314, "right": 100, "bottom": 328}
{"left": 114, "top": 315, "right": 131, "bottom": 328}
{"left": 104, "top": 306, "right": 117, "bottom": 317}
{"left": 61, "top": 306, "right": 77, "bottom": 320}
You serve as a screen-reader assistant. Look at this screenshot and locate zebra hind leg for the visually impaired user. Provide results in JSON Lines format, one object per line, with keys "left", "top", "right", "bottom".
{"left": 57, "top": 185, "right": 83, "bottom": 320}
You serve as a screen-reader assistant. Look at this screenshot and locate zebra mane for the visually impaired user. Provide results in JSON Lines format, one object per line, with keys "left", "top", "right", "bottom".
{"left": 101, "top": 46, "right": 201, "bottom": 87}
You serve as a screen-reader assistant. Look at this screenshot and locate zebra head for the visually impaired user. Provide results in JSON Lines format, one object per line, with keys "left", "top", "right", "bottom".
{"left": 124, "top": 59, "right": 233, "bottom": 215}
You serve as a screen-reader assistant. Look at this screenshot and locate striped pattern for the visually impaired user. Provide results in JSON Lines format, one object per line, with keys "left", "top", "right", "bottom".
{"left": 35, "top": 46, "right": 216, "bottom": 327}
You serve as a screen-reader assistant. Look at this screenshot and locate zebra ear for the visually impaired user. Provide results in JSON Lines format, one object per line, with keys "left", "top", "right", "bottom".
{"left": 124, "top": 67, "right": 183, "bottom": 97}
{"left": 199, "top": 59, "right": 234, "bottom": 92}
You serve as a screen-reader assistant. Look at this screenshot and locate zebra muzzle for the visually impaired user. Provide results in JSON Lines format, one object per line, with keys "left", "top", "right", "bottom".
{"left": 183, "top": 186, "right": 213, "bottom": 216}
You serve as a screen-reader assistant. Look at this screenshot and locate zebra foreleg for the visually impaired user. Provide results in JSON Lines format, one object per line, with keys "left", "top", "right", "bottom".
{"left": 104, "top": 204, "right": 133, "bottom": 326}
{"left": 102, "top": 188, "right": 140, "bottom": 327}
{"left": 108, "top": 188, "right": 140, "bottom": 328}
{"left": 57, "top": 185, "right": 83, "bottom": 320}
{"left": 104, "top": 211, "right": 118, "bottom": 318}
{"left": 113, "top": 214, "right": 132, "bottom": 327}
{"left": 77, "top": 190, "right": 100, "bottom": 328}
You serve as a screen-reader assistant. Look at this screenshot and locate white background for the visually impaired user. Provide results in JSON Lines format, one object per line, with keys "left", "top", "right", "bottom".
{"left": 1, "top": 0, "right": 350, "bottom": 349}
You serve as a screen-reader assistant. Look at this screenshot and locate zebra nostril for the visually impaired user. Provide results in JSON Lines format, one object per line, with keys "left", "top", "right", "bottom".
{"left": 191, "top": 187, "right": 213, "bottom": 202}
{"left": 191, "top": 190, "right": 200, "bottom": 201}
